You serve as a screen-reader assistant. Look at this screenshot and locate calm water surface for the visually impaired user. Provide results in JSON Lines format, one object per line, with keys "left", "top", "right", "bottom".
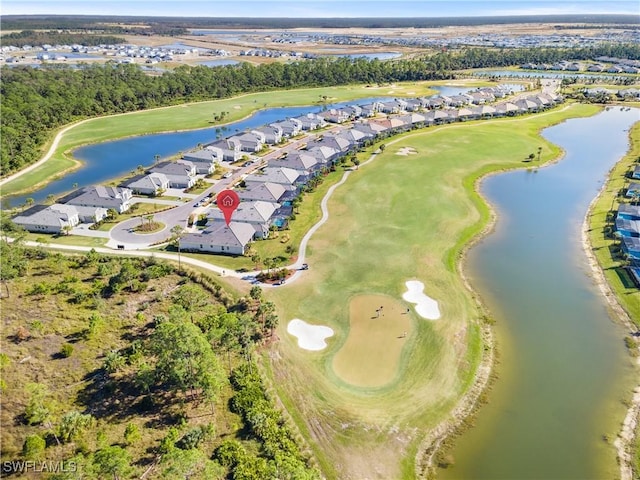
{"left": 3, "top": 85, "right": 481, "bottom": 207}
{"left": 440, "top": 107, "right": 639, "bottom": 479}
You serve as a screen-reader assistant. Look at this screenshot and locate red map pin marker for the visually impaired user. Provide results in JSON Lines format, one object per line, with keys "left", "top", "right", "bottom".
{"left": 217, "top": 189, "right": 240, "bottom": 226}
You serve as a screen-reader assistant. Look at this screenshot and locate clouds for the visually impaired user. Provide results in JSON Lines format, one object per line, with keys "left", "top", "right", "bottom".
{"left": 4, "top": 0, "right": 639, "bottom": 17}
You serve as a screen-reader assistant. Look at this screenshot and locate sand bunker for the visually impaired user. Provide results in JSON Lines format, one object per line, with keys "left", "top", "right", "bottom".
{"left": 233, "top": 105, "right": 242, "bottom": 110}
{"left": 402, "top": 280, "right": 441, "bottom": 320}
{"left": 287, "top": 319, "right": 334, "bottom": 351}
{"left": 396, "top": 147, "right": 418, "bottom": 156}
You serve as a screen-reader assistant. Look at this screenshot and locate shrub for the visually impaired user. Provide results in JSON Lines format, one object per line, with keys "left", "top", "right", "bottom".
{"left": 22, "top": 434, "right": 46, "bottom": 460}
{"left": 60, "top": 343, "right": 74, "bottom": 358}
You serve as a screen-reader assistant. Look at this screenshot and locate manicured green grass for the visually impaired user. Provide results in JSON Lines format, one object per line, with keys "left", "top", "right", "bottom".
{"left": 587, "top": 121, "right": 640, "bottom": 324}
{"left": 1, "top": 81, "right": 452, "bottom": 197}
{"left": 264, "top": 103, "right": 602, "bottom": 479}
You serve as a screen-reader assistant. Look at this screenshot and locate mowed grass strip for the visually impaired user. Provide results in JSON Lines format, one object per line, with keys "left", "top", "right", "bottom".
{"left": 266, "top": 103, "right": 602, "bottom": 479}
{"left": 332, "top": 295, "right": 412, "bottom": 388}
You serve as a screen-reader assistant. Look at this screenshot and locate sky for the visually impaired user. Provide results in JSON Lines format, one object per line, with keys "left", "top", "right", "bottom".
{"left": 2, "top": 0, "right": 639, "bottom": 18}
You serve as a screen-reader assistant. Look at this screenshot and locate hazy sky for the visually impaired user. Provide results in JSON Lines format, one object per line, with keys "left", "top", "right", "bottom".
{"left": 2, "top": 0, "right": 639, "bottom": 18}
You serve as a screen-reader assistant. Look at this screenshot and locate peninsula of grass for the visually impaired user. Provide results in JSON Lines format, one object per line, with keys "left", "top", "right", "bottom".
{"left": 264, "top": 103, "right": 602, "bottom": 479}
{"left": 1, "top": 80, "right": 458, "bottom": 197}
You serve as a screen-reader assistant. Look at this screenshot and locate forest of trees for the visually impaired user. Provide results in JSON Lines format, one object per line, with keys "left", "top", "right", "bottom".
{"left": 2, "top": 43, "right": 638, "bottom": 178}
{"left": 0, "top": 232, "right": 318, "bottom": 479}
{"left": 0, "top": 56, "right": 449, "bottom": 176}
{"left": 1, "top": 30, "right": 126, "bottom": 47}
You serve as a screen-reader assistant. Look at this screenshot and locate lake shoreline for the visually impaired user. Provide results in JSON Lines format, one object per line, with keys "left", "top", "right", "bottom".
{"left": 581, "top": 127, "right": 640, "bottom": 480}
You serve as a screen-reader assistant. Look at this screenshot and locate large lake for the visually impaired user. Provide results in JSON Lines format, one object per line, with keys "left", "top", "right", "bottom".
{"left": 440, "top": 107, "right": 639, "bottom": 479}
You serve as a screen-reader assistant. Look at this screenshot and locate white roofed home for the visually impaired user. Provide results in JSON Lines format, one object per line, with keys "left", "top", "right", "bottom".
{"left": 294, "top": 113, "right": 326, "bottom": 131}
{"left": 253, "top": 125, "right": 283, "bottom": 145}
{"left": 122, "top": 172, "right": 170, "bottom": 196}
{"left": 237, "top": 182, "right": 288, "bottom": 203}
{"left": 149, "top": 161, "right": 197, "bottom": 188}
{"left": 62, "top": 185, "right": 132, "bottom": 213}
{"left": 208, "top": 139, "right": 242, "bottom": 162}
{"left": 245, "top": 167, "right": 303, "bottom": 189}
{"left": 208, "top": 200, "right": 279, "bottom": 239}
{"left": 13, "top": 204, "right": 80, "bottom": 234}
{"left": 270, "top": 118, "right": 302, "bottom": 138}
{"left": 181, "top": 149, "right": 219, "bottom": 174}
{"left": 269, "top": 152, "right": 320, "bottom": 174}
{"left": 179, "top": 221, "right": 254, "bottom": 256}
{"left": 229, "top": 132, "right": 265, "bottom": 153}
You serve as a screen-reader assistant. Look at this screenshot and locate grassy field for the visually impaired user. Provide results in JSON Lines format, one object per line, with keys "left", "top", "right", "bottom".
{"left": 331, "top": 294, "right": 413, "bottom": 388}
{"left": 264, "top": 103, "right": 602, "bottom": 479}
{"left": 2, "top": 80, "right": 482, "bottom": 197}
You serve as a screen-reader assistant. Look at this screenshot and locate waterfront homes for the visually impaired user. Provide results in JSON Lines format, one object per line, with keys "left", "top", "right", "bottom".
{"left": 253, "top": 125, "right": 283, "bottom": 144}
{"left": 294, "top": 113, "right": 326, "bottom": 131}
{"left": 626, "top": 182, "right": 640, "bottom": 199}
{"left": 208, "top": 200, "right": 279, "bottom": 239}
{"left": 61, "top": 185, "right": 132, "bottom": 213}
{"left": 270, "top": 119, "right": 302, "bottom": 138}
{"left": 621, "top": 236, "right": 640, "bottom": 263}
{"left": 149, "top": 161, "right": 197, "bottom": 188}
{"left": 179, "top": 221, "right": 254, "bottom": 255}
{"left": 181, "top": 149, "right": 220, "bottom": 173}
{"left": 207, "top": 139, "right": 242, "bottom": 162}
{"left": 229, "top": 132, "right": 265, "bottom": 152}
{"left": 122, "top": 172, "right": 169, "bottom": 196}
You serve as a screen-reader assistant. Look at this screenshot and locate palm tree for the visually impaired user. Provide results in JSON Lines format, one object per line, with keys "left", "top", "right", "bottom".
{"left": 154, "top": 154, "right": 160, "bottom": 165}
{"left": 537, "top": 146, "right": 542, "bottom": 162}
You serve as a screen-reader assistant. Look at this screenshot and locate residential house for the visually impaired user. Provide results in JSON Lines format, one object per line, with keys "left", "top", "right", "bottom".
{"left": 208, "top": 200, "right": 279, "bottom": 239}
{"left": 359, "top": 102, "right": 381, "bottom": 117}
{"left": 627, "top": 183, "right": 640, "bottom": 199}
{"left": 237, "top": 182, "right": 288, "bottom": 204}
{"left": 149, "top": 161, "right": 196, "bottom": 189}
{"left": 494, "top": 102, "right": 520, "bottom": 116}
{"left": 621, "top": 236, "right": 640, "bottom": 264}
{"left": 339, "top": 128, "right": 370, "bottom": 145}
{"left": 403, "top": 98, "right": 423, "bottom": 112}
{"left": 253, "top": 126, "right": 283, "bottom": 145}
{"left": 379, "top": 99, "right": 407, "bottom": 114}
{"left": 314, "top": 133, "right": 353, "bottom": 153}
{"left": 245, "top": 167, "right": 304, "bottom": 189}
{"left": 616, "top": 217, "right": 640, "bottom": 237}
{"left": 229, "top": 132, "right": 265, "bottom": 153}
{"left": 13, "top": 204, "right": 80, "bottom": 234}
{"left": 207, "top": 139, "right": 242, "bottom": 162}
{"left": 317, "top": 108, "right": 350, "bottom": 124}
{"left": 269, "top": 152, "right": 320, "bottom": 174}
{"left": 122, "top": 173, "right": 170, "bottom": 196}
{"left": 341, "top": 105, "right": 363, "bottom": 119}
{"left": 62, "top": 185, "right": 132, "bottom": 213}
{"left": 179, "top": 221, "right": 254, "bottom": 255}
{"left": 181, "top": 149, "right": 219, "bottom": 174}
{"left": 270, "top": 118, "right": 302, "bottom": 137}
{"left": 307, "top": 145, "right": 340, "bottom": 166}
{"left": 294, "top": 113, "right": 326, "bottom": 131}
{"left": 632, "top": 165, "right": 640, "bottom": 180}
{"left": 618, "top": 204, "right": 640, "bottom": 220}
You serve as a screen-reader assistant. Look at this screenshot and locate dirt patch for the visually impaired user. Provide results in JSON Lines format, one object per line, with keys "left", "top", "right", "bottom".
{"left": 332, "top": 294, "right": 412, "bottom": 388}
{"left": 396, "top": 147, "right": 418, "bottom": 156}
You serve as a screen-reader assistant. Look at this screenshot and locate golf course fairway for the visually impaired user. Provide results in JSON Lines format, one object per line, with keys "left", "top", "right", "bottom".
{"left": 264, "top": 102, "right": 602, "bottom": 479}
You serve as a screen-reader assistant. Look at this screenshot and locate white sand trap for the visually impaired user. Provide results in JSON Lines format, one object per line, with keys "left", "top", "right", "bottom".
{"left": 287, "top": 319, "right": 334, "bottom": 351}
{"left": 233, "top": 105, "right": 242, "bottom": 109}
{"left": 396, "top": 147, "right": 417, "bottom": 156}
{"left": 406, "top": 91, "right": 416, "bottom": 94}
{"left": 402, "top": 280, "right": 441, "bottom": 320}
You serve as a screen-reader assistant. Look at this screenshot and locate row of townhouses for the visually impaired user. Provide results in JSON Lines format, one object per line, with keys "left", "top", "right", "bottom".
{"left": 178, "top": 87, "right": 564, "bottom": 256}
{"left": 13, "top": 87, "right": 563, "bottom": 239}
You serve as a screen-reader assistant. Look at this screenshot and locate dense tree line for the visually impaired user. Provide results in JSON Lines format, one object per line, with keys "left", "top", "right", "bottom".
{"left": 0, "top": 57, "right": 448, "bottom": 176}
{"left": 427, "top": 43, "right": 640, "bottom": 70}
{"left": 1, "top": 30, "right": 126, "bottom": 47}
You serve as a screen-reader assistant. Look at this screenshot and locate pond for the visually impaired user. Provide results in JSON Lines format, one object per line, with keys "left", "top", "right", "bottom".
{"left": 440, "top": 107, "right": 639, "bottom": 479}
